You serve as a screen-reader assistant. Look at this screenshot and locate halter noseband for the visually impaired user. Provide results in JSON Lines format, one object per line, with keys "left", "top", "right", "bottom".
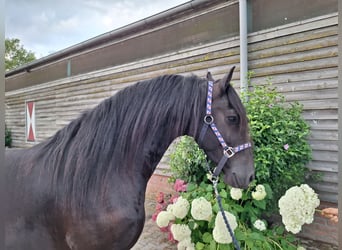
{"left": 198, "top": 80, "right": 252, "bottom": 178}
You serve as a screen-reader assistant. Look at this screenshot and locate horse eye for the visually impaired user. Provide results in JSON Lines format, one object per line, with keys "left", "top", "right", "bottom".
{"left": 227, "top": 116, "right": 238, "bottom": 124}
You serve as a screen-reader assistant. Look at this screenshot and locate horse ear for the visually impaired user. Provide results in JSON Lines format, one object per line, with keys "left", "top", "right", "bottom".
{"left": 220, "top": 66, "right": 235, "bottom": 93}
{"left": 206, "top": 71, "right": 214, "bottom": 82}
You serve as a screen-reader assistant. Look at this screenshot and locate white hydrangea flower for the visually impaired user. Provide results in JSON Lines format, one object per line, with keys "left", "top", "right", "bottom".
{"left": 177, "top": 237, "right": 195, "bottom": 250}
{"left": 230, "top": 188, "right": 243, "bottom": 200}
{"left": 171, "top": 224, "right": 192, "bottom": 242}
{"left": 297, "top": 246, "right": 306, "bottom": 250}
{"left": 278, "top": 184, "right": 320, "bottom": 234}
{"left": 156, "top": 211, "right": 175, "bottom": 228}
{"left": 213, "top": 211, "right": 238, "bottom": 244}
{"left": 190, "top": 197, "right": 212, "bottom": 221}
{"left": 252, "top": 184, "right": 267, "bottom": 200}
{"left": 253, "top": 219, "right": 266, "bottom": 231}
{"left": 167, "top": 204, "right": 174, "bottom": 213}
{"left": 172, "top": 197, "right": 190, "bottom": 219}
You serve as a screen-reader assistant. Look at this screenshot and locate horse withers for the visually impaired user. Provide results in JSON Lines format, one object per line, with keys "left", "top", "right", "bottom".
{"left": 5, "top": 67, "right": 254, "bottom": 250}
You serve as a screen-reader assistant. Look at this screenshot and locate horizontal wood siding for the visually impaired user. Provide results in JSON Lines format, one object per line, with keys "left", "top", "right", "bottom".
{"left": 5, "top": 14, "right": 338, "bottom": 203}
{"left": 247, "top": 15, "right": 338, "bottom": 203}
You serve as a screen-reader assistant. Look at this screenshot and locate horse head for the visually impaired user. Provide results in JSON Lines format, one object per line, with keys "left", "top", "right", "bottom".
{"left": 198, "top": 67, "right": 254, "bottom": 189}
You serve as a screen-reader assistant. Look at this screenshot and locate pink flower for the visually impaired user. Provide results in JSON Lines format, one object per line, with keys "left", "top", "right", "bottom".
{"left": 156, "top": 203, "right": 165, "bottom": 211}
{"left": 160, "top": 226, "right": 169, "bottom": 232}
{"left": 152, "top": 212, "right": 159, "bottom": 221}
{"left": 173, "top": 179, "right": 187, "bottom": 192}
{"left": 168, "top": 231, "right": 176, "bottom": 243}
{"left": 156, "top": 192, "right": 164, "bottom": 203}
{"left": 284, "top": 144, "right": 289, "bottom": 150}
{"left": 170, "top": 194, "right": 179, "bottom": 204}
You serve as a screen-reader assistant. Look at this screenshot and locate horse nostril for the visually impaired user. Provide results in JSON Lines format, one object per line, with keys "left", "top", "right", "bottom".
{"left": 249, "top": 174, "right": 255, "bottom": 183}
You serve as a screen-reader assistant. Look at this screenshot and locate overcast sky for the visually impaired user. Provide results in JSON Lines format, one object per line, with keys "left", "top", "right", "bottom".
{"left": 5, "top": 0, "right": 189, "bottom": 58}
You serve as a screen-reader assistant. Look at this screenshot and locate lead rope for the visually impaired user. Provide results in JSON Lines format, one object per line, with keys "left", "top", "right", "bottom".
{"left": 207, "top": 165, "right": 241, "bottom": 250}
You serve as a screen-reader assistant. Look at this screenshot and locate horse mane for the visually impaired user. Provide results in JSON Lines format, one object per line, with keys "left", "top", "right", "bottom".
{"left": 23, "top": 74, "right": 205, "bottom": 211}
{"left": 21, "top": 73, "right": 248, "bottom": 214}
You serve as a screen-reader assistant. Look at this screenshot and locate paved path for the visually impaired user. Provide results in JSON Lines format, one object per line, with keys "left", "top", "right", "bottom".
{"left": 132, "top": 200, "right": 175, "bottom": 250}
{"left": 132, "top": 200, "right": 338, "bottom": 250}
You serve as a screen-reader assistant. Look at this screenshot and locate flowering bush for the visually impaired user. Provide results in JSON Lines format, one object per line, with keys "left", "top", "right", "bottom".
{"left": 241, "top": 79, "right": 312, "bottom": 211}
{"left": 154, "top": 177, "right": 313, "bottom": 250}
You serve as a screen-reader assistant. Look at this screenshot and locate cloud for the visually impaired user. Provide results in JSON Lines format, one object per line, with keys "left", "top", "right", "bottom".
{"left": 5, "top": 0, "right": 188, "bottom": 58}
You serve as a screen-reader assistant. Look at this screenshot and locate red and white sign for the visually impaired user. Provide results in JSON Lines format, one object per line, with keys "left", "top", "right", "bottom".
{"left": 26, "top": 101, "right": 36, "bottom": 142}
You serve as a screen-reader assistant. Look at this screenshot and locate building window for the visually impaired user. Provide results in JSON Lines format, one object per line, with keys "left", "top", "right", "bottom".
{"left": 26, "top": 101, "right": 36, "bottom": 142}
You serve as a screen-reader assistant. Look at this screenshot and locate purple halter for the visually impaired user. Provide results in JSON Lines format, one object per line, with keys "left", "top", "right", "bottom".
{"left": 198, "top": 80, "right": 252, "bottom": 177}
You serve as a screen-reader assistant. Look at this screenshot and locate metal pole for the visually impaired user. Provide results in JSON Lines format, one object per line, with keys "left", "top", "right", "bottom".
{"left": 239, "top": 0, "right": 248, "bottom": 96}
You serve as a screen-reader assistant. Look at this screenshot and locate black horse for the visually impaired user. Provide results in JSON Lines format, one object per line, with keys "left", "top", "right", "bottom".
{"left": 5, "top": 67, "right": 254, "bottom": 250}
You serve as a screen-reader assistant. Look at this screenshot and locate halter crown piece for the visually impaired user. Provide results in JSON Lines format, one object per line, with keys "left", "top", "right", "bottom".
{"left": 199, "top": 80, "right": 252, "bottom": 178}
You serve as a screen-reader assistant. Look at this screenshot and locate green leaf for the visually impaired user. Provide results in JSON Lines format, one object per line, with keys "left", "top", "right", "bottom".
{"left": 219, "top": 189, "right": 228, "bottom": 199}
{"left": 275, "top": 225, "right": 285, "bottom": 235}
{"left": 253, "top": 199, "right": 266, "bottom": 210}
{"left": 188, "top": 220, "right": 196, "bottom": 230}
{"left": 217, "top": 243, "right": 230, "bottom": 250}
{"left": 202, "top": 232, "right": 213, "bottom": 243}
{"left": 209, "top": 240, "right": 217, "bottom": 250}
{"left": 249, "top": 232, "right": 265, "bottom": 241}
{"left": 235, "top": 230, "right": 247, "bottom": 241}
{"left": 195, "top": 242, "right": 205, "bottom": 250}
{"left": 206, "top": 185, "right": 213, "bottom": 192}
{"left": 187, "top": 183, "right": 197, "bottom": 192}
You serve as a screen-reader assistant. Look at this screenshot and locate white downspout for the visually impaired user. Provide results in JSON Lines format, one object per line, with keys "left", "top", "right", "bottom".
{"left": 239, "top": 0, "right": 248, "bottom": 96}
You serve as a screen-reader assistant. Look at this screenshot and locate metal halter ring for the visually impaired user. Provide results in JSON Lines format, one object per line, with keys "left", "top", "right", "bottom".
{"left": 204, "top": 115, "right": 214, "bottom": 125}
{"left": 223, "top": 147, "right": 235, "bottom": 158}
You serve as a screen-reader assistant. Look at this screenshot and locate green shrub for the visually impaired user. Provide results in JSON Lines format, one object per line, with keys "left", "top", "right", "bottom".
{"left": 169, "top": 136, "right": 208, "bottom": 184}
{"left": 242, "top": 80, "right": 312, "bottom": 210}
{"left": 5, "top": 124, "right": 12, "bottom": 147}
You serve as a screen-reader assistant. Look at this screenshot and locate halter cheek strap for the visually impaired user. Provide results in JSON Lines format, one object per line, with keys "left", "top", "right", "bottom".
{"left": 198, "top": 81, "right": 252, "bottom": 178}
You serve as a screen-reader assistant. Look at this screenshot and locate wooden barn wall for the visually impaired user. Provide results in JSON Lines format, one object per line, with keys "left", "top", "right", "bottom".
{"left": 5, "top": 13, "right": 338, "bottom": 203}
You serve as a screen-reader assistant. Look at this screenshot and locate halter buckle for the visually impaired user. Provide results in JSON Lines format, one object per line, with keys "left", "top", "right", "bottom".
{"left": 204, "top": 115, "right": 214, "bottom": 125}
{"left": 223, "top": 147, "right": 235, "bottom": 158}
